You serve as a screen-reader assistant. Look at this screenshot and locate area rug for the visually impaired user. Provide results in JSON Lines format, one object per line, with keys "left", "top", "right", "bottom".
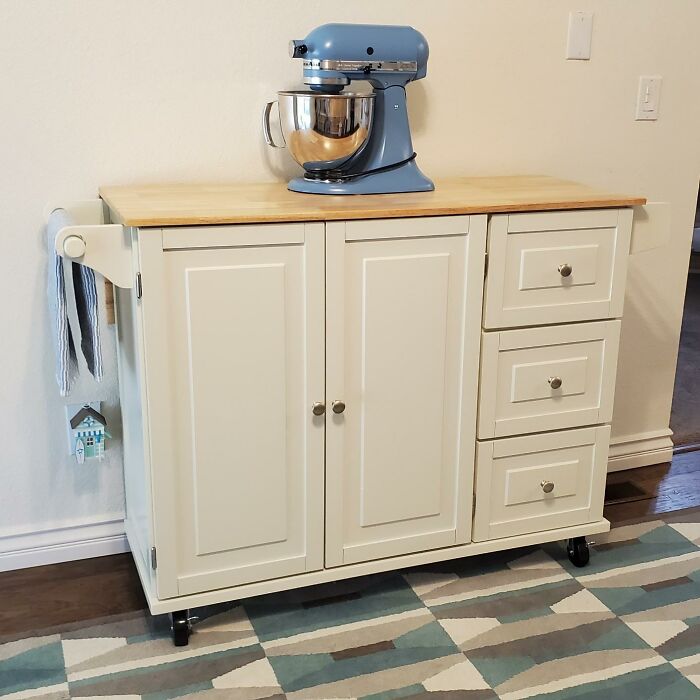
{"left": 4, "top": 513, "right": 700, "bottom": 699}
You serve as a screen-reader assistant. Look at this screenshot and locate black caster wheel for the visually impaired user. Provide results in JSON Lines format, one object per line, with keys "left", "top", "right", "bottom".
{"left": 567, "top": 537, "right": 590, "bottom": 568}
{"left": 171, "top": 609, "right": 191, "bottom": 646}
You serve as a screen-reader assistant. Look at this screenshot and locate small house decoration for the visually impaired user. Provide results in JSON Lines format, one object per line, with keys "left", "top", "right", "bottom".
{"left": 70, "top": 404, "right": 111, "bottom": 463}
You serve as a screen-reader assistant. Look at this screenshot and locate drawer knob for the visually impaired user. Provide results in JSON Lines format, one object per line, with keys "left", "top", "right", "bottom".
{"left": 548, "top": 376, "right": 563, "bottom": 390}
{"left": 312, "top": 402, "right": 326, "bottom": 416}
{"left": 558, "top": 263, "right": 573, "bottom": 278}
{"left": 541, "top": 480, "right": 555, "bottom": 494}
{"left": 332, "top": 400, "right": 346, "bottom": 414}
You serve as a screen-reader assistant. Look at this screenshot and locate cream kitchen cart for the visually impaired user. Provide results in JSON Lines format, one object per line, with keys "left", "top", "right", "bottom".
{"left": 54, "top": 176, "right": 644, "bottom": 645}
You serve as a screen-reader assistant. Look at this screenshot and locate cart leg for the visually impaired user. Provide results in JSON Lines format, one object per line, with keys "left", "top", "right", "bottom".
{"left": 567, "top": 536, "right": 590, "bottom": 567}
{"left": 171, "top": 609, "right": 191, "bottom": 646}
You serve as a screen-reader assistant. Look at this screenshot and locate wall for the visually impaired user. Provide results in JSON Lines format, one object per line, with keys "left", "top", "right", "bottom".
{"left": 1, "top": 0, "right": 698, "bottom": 567}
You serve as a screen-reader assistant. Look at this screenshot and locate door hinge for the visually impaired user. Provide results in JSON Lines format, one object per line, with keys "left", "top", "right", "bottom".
{"left": 136, "top": 272, "right": 143, "bottom": 299}
{"left": 484, "top": 253, "right": 489, "bottom": 278}
{"left": 150, "top": 546, "right": 157, "bottom": 570}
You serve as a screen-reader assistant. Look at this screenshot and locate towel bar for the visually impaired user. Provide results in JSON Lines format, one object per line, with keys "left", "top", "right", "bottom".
{"left": 51, "top": 200, "right": 133, "bottom": 289}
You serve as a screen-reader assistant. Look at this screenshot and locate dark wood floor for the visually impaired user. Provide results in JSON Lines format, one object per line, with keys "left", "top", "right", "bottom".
{"left": 603, "top": 450, "right": 700, "bottom": 522}
{"left": 2, "top": 450, "right": 700, "bottom": 639}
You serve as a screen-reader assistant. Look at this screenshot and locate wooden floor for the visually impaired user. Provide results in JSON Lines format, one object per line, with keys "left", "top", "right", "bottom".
{"left": 2, "top": 451, "right": 700, "bottom": 639}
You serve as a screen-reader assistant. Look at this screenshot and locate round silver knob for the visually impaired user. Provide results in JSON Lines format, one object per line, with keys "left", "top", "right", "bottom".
{"left": 541, "top": 480, "right": 555, "bottom": 494}
{"left": 332, "top": 400, "right": 346, "bottom": 414}
{"left": 558, "top": 263, "right": 572, "bottom": 278}
{"left": 548, "top": 376, "right": 563, "bottom": 390}
{"left": 63, "top": 235, "right": 86, "bottom": 259}
{"left": 312, "top": 402, "right": 326, "bottom": 416}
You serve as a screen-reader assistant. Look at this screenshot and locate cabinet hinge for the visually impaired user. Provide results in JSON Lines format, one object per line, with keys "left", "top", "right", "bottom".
{"left": 484, "top": 253, "right": 489, "bottom": 278}
{"left": 136, "top": 272, "right": 143, "bottom": 299}
{"left": 150, "top": 546, "right": 157, "bottom": 570}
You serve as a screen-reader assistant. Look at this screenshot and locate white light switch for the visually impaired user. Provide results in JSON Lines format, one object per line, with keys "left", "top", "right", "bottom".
{"left": 636, "top": 76, "right": 662, "bottom": 120}
{"left": 566, "top": 11, "right": 593, "bottom": 60}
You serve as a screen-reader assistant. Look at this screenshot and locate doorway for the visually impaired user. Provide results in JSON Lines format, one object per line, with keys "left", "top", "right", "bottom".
{"left": 670, "top": 188, "right": 700, "bottom": 449}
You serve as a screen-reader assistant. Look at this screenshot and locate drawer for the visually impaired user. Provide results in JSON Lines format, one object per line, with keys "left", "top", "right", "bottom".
{"left": 483, "top": 209, "right": 632, "bottom": 328}
{"left": 478, "top": 320, "right": 620, "bottom": 439}
{"left": 473, "top": 426, "right": 610, "bottom": 542}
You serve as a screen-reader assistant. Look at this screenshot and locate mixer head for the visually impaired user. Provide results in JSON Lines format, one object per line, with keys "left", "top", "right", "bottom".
{"left": 289, "top": 23, "right": 429, "bottom": 91}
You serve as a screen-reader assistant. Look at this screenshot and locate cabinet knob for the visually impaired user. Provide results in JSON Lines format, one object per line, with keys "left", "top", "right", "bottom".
{"left": 332, "top": 400, "right": 346, "bottom": 414}
{"left": 548, "top": 376, "right": 563, "bottom": 390}
{"left": 558, "top": 263, "right": 572, "bottom": 278}
{"left": 312, "top": 402, "right": 326, "bottom": 416}
{"left": 541, "top": 480, "right": 555, "bottom": 494}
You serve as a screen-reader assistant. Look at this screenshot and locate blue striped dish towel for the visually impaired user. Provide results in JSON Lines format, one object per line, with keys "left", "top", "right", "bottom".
{"left": 46, "top": 209, "right": 103, "bottom": 396}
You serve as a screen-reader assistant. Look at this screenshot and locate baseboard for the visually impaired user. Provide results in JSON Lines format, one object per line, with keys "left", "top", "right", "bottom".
{"left": 608, "top": 429, "right": 674, "bottom": 473}
{"left": 0, "top": 519, "right": 129, "bottom": 572}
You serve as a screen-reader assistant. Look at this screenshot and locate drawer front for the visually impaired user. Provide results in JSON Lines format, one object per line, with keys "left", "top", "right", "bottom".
{"left": 478, "top": 320, "right": 620, "bottom": 439}
{"left": 473, "top": 426, "right": 610, "bottom": 541}
{"left": 484, "top": 209, "right": 632, "bottom": 328}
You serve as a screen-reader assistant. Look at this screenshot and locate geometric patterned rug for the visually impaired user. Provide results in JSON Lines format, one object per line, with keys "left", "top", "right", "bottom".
{"left": 3, "top": 511, "right": 700, "bottom": 699}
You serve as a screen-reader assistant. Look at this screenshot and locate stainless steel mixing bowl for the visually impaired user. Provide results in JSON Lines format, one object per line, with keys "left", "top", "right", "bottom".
{"left": 263, "top": 91, "right": 374, "bottom": 172}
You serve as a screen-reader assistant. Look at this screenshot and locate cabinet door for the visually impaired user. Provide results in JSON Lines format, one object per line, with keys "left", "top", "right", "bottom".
{"left": 325, "top": 216, "right": 486, "bottom": 567}
{"left": 139, "top": 223, "right": 324, "bottom": 598}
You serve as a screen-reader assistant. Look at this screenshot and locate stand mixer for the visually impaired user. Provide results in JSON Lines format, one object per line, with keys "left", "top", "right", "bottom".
{"left": 263, "top": 23, "right": 434, "bottom": 195}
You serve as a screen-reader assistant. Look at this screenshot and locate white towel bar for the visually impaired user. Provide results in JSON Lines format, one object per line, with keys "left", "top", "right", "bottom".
{"left": 51, "top": 200, "right": 133, "bottom": 289}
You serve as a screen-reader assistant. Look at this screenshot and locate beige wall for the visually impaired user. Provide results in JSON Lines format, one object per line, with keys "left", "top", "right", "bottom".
{"left": 1, "top": 0, "right": 698, "bottom": 560}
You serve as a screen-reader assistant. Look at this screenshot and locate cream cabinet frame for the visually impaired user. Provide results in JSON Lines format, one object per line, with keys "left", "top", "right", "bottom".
{"left": 101, "top": 200, "right": 635, "bottom": 631}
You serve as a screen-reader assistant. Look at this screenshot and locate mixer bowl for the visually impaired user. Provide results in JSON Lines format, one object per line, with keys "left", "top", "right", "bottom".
{"left": 275, "top": 91, "right": 375, "bottom": 172}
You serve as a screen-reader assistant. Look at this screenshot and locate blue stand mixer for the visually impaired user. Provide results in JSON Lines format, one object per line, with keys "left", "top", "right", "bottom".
{"left": 262, "top": 23, "right": 434, "bottom": 195}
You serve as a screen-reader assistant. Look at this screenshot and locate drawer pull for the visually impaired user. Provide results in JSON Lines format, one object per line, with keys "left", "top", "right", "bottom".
{"left": 541, "top": 480, "right": 555, "bottom": 494}
{"left": 332, "top": 400, "right": 346, "bottom": 414}
{"left": 558, "top": 263, "right": 573, "bottom": 278}
{"left": 548, "top": 376, "right": 563, "bottom": 390}
{"left": 312, "top": 402, "right": 326, "bottom": 416}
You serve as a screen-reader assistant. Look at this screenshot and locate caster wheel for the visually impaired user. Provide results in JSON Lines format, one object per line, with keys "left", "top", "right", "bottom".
{"left": 567, "top": 537, "right": 590, "bottom": 568}
{"left": 171, "top": 609, "right": 191, "bottom": 647}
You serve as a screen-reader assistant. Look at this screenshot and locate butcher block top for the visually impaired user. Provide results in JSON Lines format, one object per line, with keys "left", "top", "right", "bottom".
{"left": 99, "top": 176, "right": 645, "bottom": 227}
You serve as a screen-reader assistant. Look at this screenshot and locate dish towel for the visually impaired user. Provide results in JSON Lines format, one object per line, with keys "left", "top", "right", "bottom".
{"left": 46, "top": 209, "right": 103, "bottom": 396}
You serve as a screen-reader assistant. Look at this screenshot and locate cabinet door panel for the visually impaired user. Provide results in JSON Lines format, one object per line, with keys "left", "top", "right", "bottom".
{"left": 325, "top": 216, "right": 486, "bottom": 566}
{"left": 186, "top": 262, "right": 288, "bottom": 556}
{"left": 139, "top": 224, "right": 324, "bottom": 598}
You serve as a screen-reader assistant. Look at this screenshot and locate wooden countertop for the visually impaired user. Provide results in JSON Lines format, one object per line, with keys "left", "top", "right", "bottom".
{"left": 99, "top": 176, "right": 645, "bottom": 227}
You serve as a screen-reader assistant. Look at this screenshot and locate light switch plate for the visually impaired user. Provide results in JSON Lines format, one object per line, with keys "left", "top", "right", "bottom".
{"left": 636, "top": 76, "right": 662, "bottom": 120}
{"left": 566, "top": 11, "right": 593, "bottom": 60}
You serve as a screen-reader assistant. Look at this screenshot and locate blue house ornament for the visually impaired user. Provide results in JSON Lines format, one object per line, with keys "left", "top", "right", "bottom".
{"left": 70, "top": 405, "right": 111, "bottom": 462}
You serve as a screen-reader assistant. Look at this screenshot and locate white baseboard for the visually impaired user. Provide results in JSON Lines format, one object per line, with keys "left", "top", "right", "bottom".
{"left": 0, "top": 519, "right": 129, "bottom": 572}
{"left": 608, "top": 428, "right": 674, "bottom": 473}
